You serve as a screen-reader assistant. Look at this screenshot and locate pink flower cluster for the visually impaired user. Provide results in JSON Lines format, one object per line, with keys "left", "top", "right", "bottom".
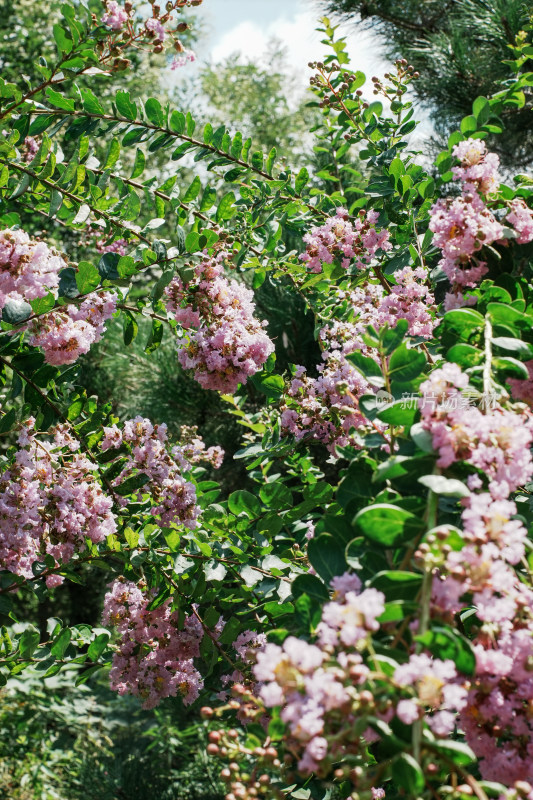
{"left": 300, "top": 208, "right": 391, "bottom": 273}
{"left": 253, "top": 574, "right": 385, "bottom": 776}
{"left": 377, "top": 265, "right": 436, "bottom": 338}
{"left": 102, "top": 579, "right": 205, "bottom": 709}
{"left": 507, "top": 359, "right": 533, "bottom": 407}
{"left": 462, "top": 629, "right": 533, "bottom": 784}
{"left": 451, "top": 139, "right": 500, "bottom": 196}
{"left": 172, "top": 425, "right": 224, "bottom": 471}
{"left": 237, "top": 572, "right": 466, "bottom": 782}
{"left": 429, "top": 192, "right": 502, "bottom": 287}
{"left": 0, "top": 419, "right": 116, "bottom": 588}
{"left": 101, "top": 0, "right": 128, "bottom": 30}
{"left": 430, "top": 139, "right": 533, "bottom": 309}
{"left": 430, "top": 139, "right": 503, "bottom": 307}
{"left": 99, "top": 0, "right": 200, "bottom": 70}
{"left": 506, "top": 198, "right": 533, "bottom": 245}
{"left": 22, "top": 136, "right": 39, "bottom": 163}
{"left": 394, "top": 654, "right": 467, "bottom": 736}
{"left": 26, "top": 291, "right": 117, "bottom": 366}
{"left": 0, "top": 228, "right": 64, "bottom": 310}
{"left": 282, "top": 272, "right": 435, "bottom": 450}
{"left": 165, "top": 250, "right": 274, "bottom": 393}
{"left": 101, "top": 416, "right": 201, "bottom": 528}
{"left": 419, "top": 363, "right": 533, "bottom": 784}
{"left": 419, "top": 363, "right": 533, "bottom": 497}
{"left": 0, "top": 228, "right": 117, "bottom": 365}
{"left": 171, "top": 49, "right": 196, "bottom": 69}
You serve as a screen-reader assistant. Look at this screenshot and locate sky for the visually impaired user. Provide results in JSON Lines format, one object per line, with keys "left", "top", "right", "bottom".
{"left": 195, "top": 0, "right": 388, "bottom": 89}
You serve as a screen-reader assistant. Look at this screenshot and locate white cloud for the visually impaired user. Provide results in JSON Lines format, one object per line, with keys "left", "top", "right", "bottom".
{"left": 209, "top": 8, "right": 388, "bottom": 88}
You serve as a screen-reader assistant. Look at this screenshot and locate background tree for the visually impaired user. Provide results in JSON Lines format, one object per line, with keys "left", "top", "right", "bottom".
{"left": 316, "top": 0, "right": 533, "bottom": 168}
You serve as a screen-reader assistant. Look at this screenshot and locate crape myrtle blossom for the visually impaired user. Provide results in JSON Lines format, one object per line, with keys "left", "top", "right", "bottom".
{"left": 0, "top": 228, "right": 117, "bottom": 365}
{"left": 26, "top": 291, "right": 117, "bottom": 366}
{"left": 461, "top": 628, "right": 533, "bottom": 784}
{"left": 101, "top": 416, "right": 209, "bottom": 528}
{"left": 299, "top": 207, "right": 391, "bottom": 273}
{"left": 0, "top": 419, "right": 116, "bottom": 588}
{"left": 102, "top": 579, "right": 209, "bottom": 709}
{"left": 22, "top": 136, "right": 39, "bottom": 163}
{"left": 418, "top": 359, "right": 533, "bottom": 786}
{"left": 233, "top": 574, "right": 465, "bottom": 780}
{"left": 171, "top": 425, "right": 224, "bottom": 471}
{"left": 507, "top": 359, "right": 533, "bottom": 407}
{"left": 506, "top": 198, "right": 533, "bottom": 245}
{"left": 419, "top": 363, "right": 533, "bottom": 497}
{"left": 101, "top": 0, "right": 129, "bottom": 30}
{"left": 99, "top": 0, "right": 202, "bottom": 68}
{"left": 253, "top": 576, "right": 385, "bottom": 776}
{"left": 282, "top": 271, "right": 435, "bottom": 450}
{"left": 171, "top": 49, "right": 196, "bottom": 69}
{"left": 451, "top": 139, "right": 500, "bottom": 197}
{"left": 394, "top": 654, "right": 468, "bottom": 736}
{"left": 165, "top": 249, "right": 274, "bottom": 393}
{"left": 429, "top": 139, "right": 503, "bottom": 307}
{"left": 0, "top": 228, "right": 65, "bottom": 309}
{"left": 430, "top": 139, "right": 533, "bottom": 310}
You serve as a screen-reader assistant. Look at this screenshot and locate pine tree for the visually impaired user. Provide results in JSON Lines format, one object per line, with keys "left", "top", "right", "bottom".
{"left": 318, "top": 0, "right": 533, "bottom": 168}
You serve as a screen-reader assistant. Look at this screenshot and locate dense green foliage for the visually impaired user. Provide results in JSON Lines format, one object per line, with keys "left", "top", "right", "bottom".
{"left": 1, "top": 3, "right": 533, "bottom": 800}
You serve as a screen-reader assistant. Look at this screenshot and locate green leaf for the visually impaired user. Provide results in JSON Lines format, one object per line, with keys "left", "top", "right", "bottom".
{"left": 216, "top": 191, "right": 236, "bottom": 222}
{"left": 145, "top": 98, "right": 165, "bottom": 127}
{"left": 53, "top": 23, "right": 73, "bottom": 55}
{"left": 116, "top": 90, "right": 137, "bottom": 121}
{"left": 295, "top": 167, "right": 309, "bottom": 193}
{"left": 388, "top": 343, "right": 426, "bottom": 382}
{"left": 51, "top": 628, "right": 71, "bottom": 658}
{"left": 145, "top": 319, "right": 163, "bottom": 353}
{"left": 0, "top": 408, "right": 17, "bottom": 434}
{"left": 199, "top": 185, "right": 217, "bottom": 212}
{"left": 46, "top": 87, "right": 75, "bottom": 111}
{"left": 353, "top": 504, "right": 423, "bottom": 546}
{"left": 251, "top": 152, "right": 264, "bottom": 171}
{"left": 415, "top": 625, "right": 476, "bottom": 676}
{"left": 228, "top": 490, "right": 261, "bottom": 518}
{"left": 418, "top": 474, "right": 470, "bottom": 498}
{"left": 377, "top": 399, "right": 418, "bottom": 427}
{"left": 417, "top": 177, "right": 435, "bottom": 199}
{"left": 392, "top": 753, "right": 425, "bottom": 794}
{"left": 87, "top": 632, "right": 110, "bottom": 662}
{"left": 430, "top": 739, "right": 475, "bottom": 767}
{"left": 18, "top": 626, "right": 40, "bottom": 659}
{"left": 114, "top": 473, "right": 151, "bottom": 496}
{"left": 347, "top": 350, "right": 383, "bottom": 378}
{"left": 460, "top": 115, "right": 478, "bottom": 135}
{"left": 259, "top": 483, "right": 293, "bottom": 509}
{"left": 447, "top": 343, "right": 483, "bottom": 368}
{"left": 370, "top": 570, "right": 422, "bottom": 601}
{"left": 443, "top": 307, "right": 484, "bottom": 338}
{"left": 381, "top": 319, "right": 409, "bottom": 354}
{"left": 493, "top": 356, "right": 529, "bottom": 379}
{"left": 307, "top": 534, "right": 348, "bottom": 583}
{"left": 2, "top": 298, "right": 32, "bottom": 324}
{"left": 80, "top": 87, "right": 104, "bottom": 115}
{"left": 473, "top": 96, "right": 490, "bottom": 125}
{"left": 75, "top": 261, "right": 100, "bottom": 294}
{"left": 183, "top": 175, "right": 201, "bottom": 202}
{"left": 291, "top": 573, "right": 329, "bottom": 602}
{"left": 492, "top": 337, "right": 533, "bottom": 358}
{"left": 30, "top": 293, "right": 56, "bottom": 315}
{"left": 203, "top": 122, "right": 213, "bottom": 144}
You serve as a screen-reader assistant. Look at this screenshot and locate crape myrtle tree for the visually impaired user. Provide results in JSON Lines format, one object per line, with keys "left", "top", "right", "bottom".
{"left": 317, "top": 0, "right": 533, "bottom": 169}
{"left": 1, "top": 3, "right": 533, "bottom": 800}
